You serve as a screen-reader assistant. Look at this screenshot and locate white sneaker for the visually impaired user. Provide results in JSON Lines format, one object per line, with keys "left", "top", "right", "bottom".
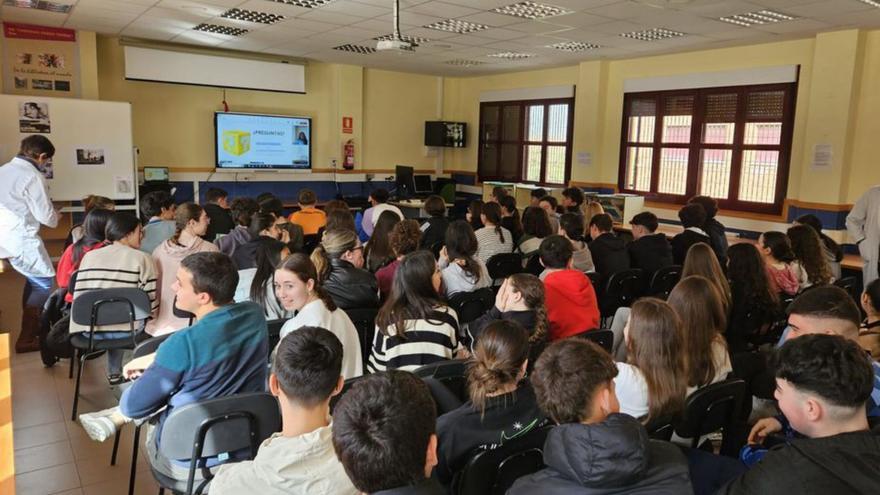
{"left": 79, "top": 409, "right": 119, "bottom": 442}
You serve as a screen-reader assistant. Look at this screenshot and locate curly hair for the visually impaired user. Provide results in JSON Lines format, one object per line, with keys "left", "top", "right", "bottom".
{"left": 787, "top": 224, "right": 832, "bottom": 286}
{"left": 389, "top": 220, "right": 422, "bottom": 257}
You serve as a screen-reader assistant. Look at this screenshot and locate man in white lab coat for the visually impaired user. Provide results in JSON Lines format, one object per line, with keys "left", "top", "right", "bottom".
{"left": 0, "top": 135, "right": 59, "bottom": 353}
{"left": 847, "top": 185, "right": 880, "bottom": 287}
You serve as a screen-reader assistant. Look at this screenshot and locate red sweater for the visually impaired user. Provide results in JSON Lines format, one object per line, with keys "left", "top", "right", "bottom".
{"left": 56, "top": 242, "right": 105, "bottom": 302}
{"left": 375, "top": 259, "right": 400, "bottom": 299}
{"left": 544, "top": 269, "right": 600, "bottom": 340}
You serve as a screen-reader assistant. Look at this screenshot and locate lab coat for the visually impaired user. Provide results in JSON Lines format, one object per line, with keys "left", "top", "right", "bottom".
{"left": 847, "top": 185, "right": 880, "bottom": 286}
{"left": 0, "top": 157, "right": 58, "bottom": 278}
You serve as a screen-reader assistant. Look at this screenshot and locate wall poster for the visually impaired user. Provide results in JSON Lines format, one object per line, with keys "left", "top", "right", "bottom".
{"left": 2, "top": 22, "right": 80, "bottom": 97}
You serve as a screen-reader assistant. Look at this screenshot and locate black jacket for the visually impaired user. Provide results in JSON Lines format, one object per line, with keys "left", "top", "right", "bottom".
{"left": 203, "top": 203, "right": 235, "bottom": 241}
{"left": 704, "top": 218, "right": 729, "bottom": 265}
{"left": 671, "top": 230, "right": 712, "bottom": 265}
{"left": 465, "top": 307, "right": 545, "bottom": 367}
{"left": 628, "top": 233, "right": 674, "bottom": 277}
{"left": 501, "top": 216, "right": 523, "bottom": 243}
{"left": 420, "top": 216, "right": 449, "bottom": 252}
{"left": 372, "top": 479, "right": 445, "bottom": 495}
{"left": 509, "top": 414, "right": 693, "bottom": 495}
{"left": 324, "top": 258, "right": 380, "bottom": 309}
{"left": 589, "top": 233, "right": 631, "bottom": 283}
{"left": 231, "top": 235, "right": 283, "bottom": 271}
{"left": 719, "top": 428, "right": 880, "bottom": 494}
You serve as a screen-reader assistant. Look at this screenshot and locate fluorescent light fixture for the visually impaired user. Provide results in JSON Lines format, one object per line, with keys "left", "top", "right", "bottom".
{"left": 2, "top": 0, "right": 72, "bottom": 13}
{"left": 487, "top": 51, "right": 535, "bottom": 59}
{"left": 620, "top": 27, "right": 685, "bottom": 41}
{"left": 193, "top": 24, "right": 249, "bottom": 36}
{"left": 719, "top": 10, "right": 795, "bottom": 27}
{"left": 375, "top": 33, "right": 431, "bottom": 46}
{"left": 492, "top": 1, "right": 572, "bottom": 19}
{"left": 424, "top": 19, "right": 489, "bottom": 34}
{"left": 547, "top": 41, "right": 601, "bottom": 51}
{"left": 445, "top": 59, "right": 488, "bottom": 67}
{"left": 266, "top": 0, "right": 337, "bottom": 7}
{"left": 333, "top": 44, "right": 377, "bottom": 54}
{"left": 221, "top": 8, "right": 285, "bottom": 25}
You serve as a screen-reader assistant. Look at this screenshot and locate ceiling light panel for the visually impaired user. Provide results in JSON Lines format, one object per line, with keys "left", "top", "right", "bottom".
{"left": 857, "top": 0, "right": 880, "bottom": 7}
{"left": 487, "top": 51, "right": 535, "bottom": 59}
{"left": 492, "top": 1, "right": 572, "bottom": 20}
{"left": 3, "top": 0, "right": 72, "bottom": 13}
{"left": 719, "top": 10, "right": 795, "bottom": 27}
{"left": 424, "top": 19, "right": 489, "bottom": 34}
{"left": 334, "top": 44, "right": 376, "bottom": 54}
{"left": 222, "top": 8, "right": 285, "bottom": 25}
{"left": 266, "top": 0, "right": 337, "bottom": 8}
{"left": 194, "top": 24, "right": 249, "bottom": 36}
{"left": 547, "top": 41, "right": 601, "bottom": 51}
{"left": 445, "top": 59, "right": 488, "bottom": 67}
{"left": 375, "top": 33, "right": 431, "bottom": 45}
{"left": 620, "top": 28, "right": 685, "bottom": 41}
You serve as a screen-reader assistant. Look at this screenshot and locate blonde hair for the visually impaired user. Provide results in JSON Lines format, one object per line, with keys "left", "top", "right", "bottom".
{"left": 507, "top": 273, "right": 548, "bottom": 345}
{"left": 310, "top": 229, "right": 359, "bottom": 281}
{"left": 682, "top": 242, "right": 732, "bottom": 315}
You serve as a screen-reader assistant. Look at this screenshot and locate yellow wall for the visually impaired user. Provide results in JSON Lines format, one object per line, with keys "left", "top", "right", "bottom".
{"left": 846, "top": 30, "right": 880, "bottom": 203}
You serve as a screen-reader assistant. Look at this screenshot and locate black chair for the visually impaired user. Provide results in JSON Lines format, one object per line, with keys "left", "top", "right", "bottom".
{"left": 600, "top": 268, "right": 646, "bottom": 319}
{"left": 448, "top": 288, "right": 494, "bottom": 325}
{"left": 423, "top": 377, "right": 464, "bottom": 415}
{"left": 430, "top": 241, "right": 445, "bottom": 259}
{"left": 69, "top": 287, "right": 152, "bottom": 420}
{"left": 585, "top": 271, "right": 602, "bottom": 293}
{"left": 674, "top": 379, "right": 747, "bottom": 449}
{"left": 486, "top": 253, "right": 523, "bottom": 284}
{"left": 343, "top": 307, "right": 379, "bottom": 367}
{"left": 150, "top": 392, "right": 282, "bottom": 495}
{"left": 649, "top": 265, "right": 682, "bottom": 299}
{"left": 266, "top": 318, "right": 285, "bottom": 353}
{"left": 172, "top": 296, "right": 196, "bottom": 326}
{"left": 330, "top": 375, "right": 365, "bottom": 413}
{"left": 524, "top": 254, "right": 543, "bottom": 276}
{"left": 452, "top": 425, "right": 553, "bottom": 495}
{"left": 301, "top": 233, "right": 321, "bottom": 255}
{"left": 643, "top": 413, "right": 676, "bottom": 441}
{"left": 413, "top": 359, "right": 468, "bottom": 404}
{"left": 835, "top": 276, "right": 859, "bottom": 303}
{"left": 574, "top": 329, "right": 613, "bottom": 353}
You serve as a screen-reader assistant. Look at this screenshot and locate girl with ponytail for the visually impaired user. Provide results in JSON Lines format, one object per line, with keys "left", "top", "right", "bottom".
{"left": 310, "top": 228, "right": 379, "bottom": 309}
{"left": 474, "top": 201, "right": 514, "bottom": 265}
{"left": 57, "top": 208, "right": 113, "bottom": 303}
{"left": 439, "top": 220, "right": 490, "bottom": 296}
{"left": 435, "top": 320, "right": 548, "bottom": 486}
{"left": 276, "top": 253, "right": 363, "bottom": 379}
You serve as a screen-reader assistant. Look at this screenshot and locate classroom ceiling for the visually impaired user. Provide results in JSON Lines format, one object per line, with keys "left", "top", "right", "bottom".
{"left": 3, "top": 0, "right": 880, "bottom": 76}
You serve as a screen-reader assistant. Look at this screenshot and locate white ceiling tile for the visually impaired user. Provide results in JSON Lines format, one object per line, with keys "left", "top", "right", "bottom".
{"left": 588, "top": 0, "right": 671, "bottom": 20}
{"left": 376, "top": 11, "right": 446, "bottom": 28}
{"left": 787, "top": 0, "right": 878, "bottom": 18}
{"left": 404, "top": 1, "right": 483, "bottom": 19}
{"left": 751, "top": 17, "right": 832, "bottom": 33}
{"left": 75, "top": 0, "right": 155, "bottom": 15}
{"left": 456, "top": 11, "right": 525, "bottom": 27}
{"left": 505, "top": 20, "right": 576, "bottom": 34}
{"left": 172, "top": 29, "right": 237, "bottom": 46}
{"left": 476, "top": 27, "right": 531, "bottom": 40}
{"left": 399, "top": 26, "right": 460, "bottom": 40}
{"left": 351, "top": 0, "right": 432, "bottom": 7}
{"left": 589, "top": 19, "right": 648, "bottom": 35}
{"left": 236, "top": 0, "right": 310, "bottom": 17}
{"left": 145, "top": 4, "right": 224, "bottom": 22}
{"left": 674, "top": 0, "right": 765, "bottom": 18}
{"left": 120, "top": 25, "right": 181, "bottom": 40}
{"left": 318, "top": 1, "right": 389, "bottom": 18}
{"left": 550, "top": 11, "right": 617, "bottom": 28}
{"left": 297, "top": 9, "right": 368, "bottom": 25}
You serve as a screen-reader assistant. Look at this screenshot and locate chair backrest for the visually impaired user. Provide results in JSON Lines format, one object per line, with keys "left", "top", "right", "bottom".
{"left": 574, "top": 329, "right": 613, "bottom": 353}
{"left": 486, "top": 253, "right": 523, "bottom": 282}
{"left": 834, "top": 276, "right": 859, "bottom": 302}
{"left": 453, "top": 425, "right": 553, "bottom": 495}
{"left": 422, "top": 377, "right": 464, "bottom": 415}
{"left": 601, "top": 268, "right": 645, "bottom": 316}
{"left": 70, "top": 288, "right": 152, "bottom": 327}
{"left": 649, "top": 265, "right": 682, "bottom": 299}
{"left": 132, "top": 332, "right": 173, "bottom": 359}
{"left": 674, "top": 379, "right": 746, "bottom": 448}
{"left": 413, "top": 359, "right": 468, "bottom": 403}
{"left": 266, "top": 319, "right": 285, "bottom": 352}
{"left": 643, "top": 414, "right": 676, "bottom": 441}
{"left": 524, "top": 254, "right": 543, "bottom": 276}
{"left": 158, "top": 392, "right": 281, "bottom": 461}
{"left": 172, "top": 296, "right": 196, "bottom": 323}
{"left": 343, "top": 307, "right": 379, "bottom": 366}
{"left": 302, "top": 234, "right": 321, "bottom": 255}
{"left": 585, "top": 271, "right": 602, "bottom": 294}
{"left": 448, "top": 288, "right": 494, "bottom": 325}
{"left": 330, "top": 375, "right": 365, "bottom": 413}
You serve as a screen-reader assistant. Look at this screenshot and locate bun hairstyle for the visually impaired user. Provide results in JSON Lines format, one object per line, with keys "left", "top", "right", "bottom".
{"left": 468, "top": 320, "right": 530, "bottom": 415}
{"left": 277, "top": 253, "right": 337, "bottom": 312}
{"left": 761, "top": 231, "right": 795, "bottom": 263}
{"left": 83, "top": 195, "right": 114, "bottom": 213}
{"left": 310, "top": 229, "right": 360, "bottom": 282}
{"left": 481, "top": 202, "right": 505, "bottom": 243}
{"left": 171, "top": 202, "right": 204, "bottom": 246}
{"left": 507, "top": 273, "right": 548, "bottom": 345}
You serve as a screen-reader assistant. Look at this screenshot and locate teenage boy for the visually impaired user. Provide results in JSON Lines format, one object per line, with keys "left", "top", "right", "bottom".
{"left": 211, "top": 326, "right": 357, "bottom": 495}
{"left": 722, "top": 334, "right": 880, "bottom": 494}
{"left": 539, "top": 195, "right": 561, "bottom": 233}
{"left": 688, "top": 195, "right": 728, "bottom": 265}
{"left": 202, "top": 187, "right": 234, "bottom": 241}
{"left": 489, "top": 185, "right": 508, "bottom": 204}
{"left": 289, "top": 188, "right": 326, "bottom": 236}
{"left": 561, "top": 186, "right": 585, "bottom": 214}
{"left": 588, "top": 213, "right": 631, "bottom": 283}
{"left": 671, "top": 203, "right": 711, "bottom": 265}
{"left": 140, "top": 190, "right": 176, "bottom": 253}
{"left": 558, "top": 212, "right": 594, "bottom": 273}
{"left": 539, "top": 235, "right": 600, "bottom": 340}
{"left": 78, "top": 252, "right": 269, "bottom": 483}
{"left": 332, "top": 370, "right": 444, "bottom": 495}
{"left": 627, "top": 211, "right": 673, "bottom": 277}
{"left": 509, "top": 339, "right": 692, "bottom": 494}
{"left": 216, "top": 197, "right": 260, "bottom": 257}
{"left": 361, "top": 188, "right": 403, "bottom": 237}
{"left": 529, "top": 187, "right": 547, "bottom": 207}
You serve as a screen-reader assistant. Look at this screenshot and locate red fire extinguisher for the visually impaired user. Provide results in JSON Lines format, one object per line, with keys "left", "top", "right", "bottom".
{"left": 343, "top": 139, "right": 355, "bottom": 170}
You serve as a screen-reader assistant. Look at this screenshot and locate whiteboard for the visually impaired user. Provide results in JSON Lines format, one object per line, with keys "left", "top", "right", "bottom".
{"left": 0, "top": 94, "right": 135, "bottom": 201}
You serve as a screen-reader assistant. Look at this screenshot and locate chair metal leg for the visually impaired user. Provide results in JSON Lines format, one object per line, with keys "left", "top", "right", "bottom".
{"left": 158, "top": 489, "right": 165, "bottom": 495}
{"left": 68, "top": 350, "right": 75, "bottom": 379}
{"left": 129, "top": 424, "right": 142, "bottom": 495}
{"left": 71, "top": 351, "right": 87, "bottom": 421}
{"left": 110, "top": 427, "right": 122, "bottom": 466}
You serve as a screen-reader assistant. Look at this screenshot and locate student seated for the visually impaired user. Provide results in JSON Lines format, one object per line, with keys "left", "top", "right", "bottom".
{"left": 361, "top": 188, "right": 403, "bottom": 237}
{"left": 860, "top": 279, "right": 880, "bottom": 359}
{"left": 368, "top": 251, "right": 459, "bottom": 372}
{"left": 466, "top": 274, "right": 549, "bottom": 365}
{"left": 474, "top": 202, "right": 514, "bottom": 265}
{"left": 65, "top": 194, "right": 114, "bottom": 247}
{"left": 210, "top": 326, "right": 358, "bottom": 495}
{"left": 149, "top": 203, "right": 219, "bottom": 336}
{"left": 376, "top": 220, "right": 422, "bottom": 298}
{"left": 56, "top": 208, "right": 112, "bottom": 303}
{"left": 435, "top": 320, "right": 548, "bottom": 485}
{"left": 332, "top": 371, "right": 444, "bottom": 495}
{"left": 558, "top": 212, "right": 594, "bottom": 272}
{"left": 529, "top": 187, "right": 547, "bottom": 207}
{"left": 311, "top": 229, "right": 379, "bottom": 309}
{"left": 289, "top": 189, "right": 326, "bottom": 236}
{"left": 234, "top": 235, "right": 292, "bottom": 320}
{"left": 588, "top": 213, "right": 631, "bottom": 283}
{"left": 518, "top": 206, "right": 553, "bottom": 257}
{"left": 364, "top": 210, "right": 401, "bottom": 273}
{"left": 561, "top": 186, "right": 585, "bottom": 215}
{"left": 278, "top": 254, "right": 363, "bottom": 379}
{"left": 216, "top": 197, "right": 260, "bottom": 257}
{"left": 232, "top": 212, "right": 283, "bottom": 270}
{"left": 671, "top": 203, "right": 711, "bottom": 265}
{"left": 688, "top": 195, "right": 728, "bottom": 265}
{"left": 723, "top": 334, "right": 880, "bottom": 494}
{"left": 419, "top": 195, "right": 449, "bottom": 251}
{"left": 202, "top": 187, "right": 234, "bottom": 241}
{"left": 794, "top": 213, "right": 843, "bottom": 280}
{"left": 726, "top": 243, "right": 781, "bottom": 352}
{"left": 489, "top": 185, "right": 508, "bottom": 204}
{"left": 538, "top": 195, "right": 560, "bottom": 233}
{"left": 787, "top": 224, "right": 834, "bottom": 290}
{"left": 509, "top": 338, "right": 693, "bottom": 494}
{"left": 757, "top": 231, "right": 800, "bottom": 296}
{"left": 682, "top": 242, "right": 732, "bottom": 314}
{"left": 325, "top": 208, "right": 356, "bottom": 233}
{"left": 627, "top": 211, "right": 673, "bottom": 277}
{"left": 259, "top": 194, "right": 304, "bottom": 253}
{"left": 438, "top": 220, "right": 490, "bottom": 297}
{"left": 70, "top": 212, "right": 158, "bottom": 383}
{"left": 78, "top": 252, "right": 268, "bottom": 487}
{"left": 466, "top": 199, "right": 484, "bottom": 231}
{"left": 139, "top": 190, "right": 176, "bottom": 254}
{"left": 539, "top": 235, "right": 600, "bottom": 340}
{"left": 499, "top": 195, "right": 524, "bottom": 242}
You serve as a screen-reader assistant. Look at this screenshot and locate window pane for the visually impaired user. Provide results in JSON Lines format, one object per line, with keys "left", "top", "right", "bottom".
{"left": 545, "top": 146, "right": 566, "bottom": 184}
{"left": 662, "top": 115, "right": 692, "bottom": 143}
{"left": 738, "top": 150, "right": 780, "bottom": 203}
{"left": 526, "top": 105, "right": 544, "bottom": 141}
{"left": 625, "top": 146, "right": 653, "bottom": 192}
{"left": 628, "top": 98, "right": 656, "bottom": 143}
{"left": 547, "top": 104, "right": 568, "bottom": 142}
{"left": 747, "top": 91, "right": 784, "bottom": 120}
{"left": 524, "top": 145, "right": 542, "bottom": 182}
{"left": 479, "top": 143, "right": 498, "bottom": 177}
{"left": 502, "top": 105, "right": 521, "bottom": 141}
{"left": 703, "top": 93, "right": 737, "bottom": 144}
{"left": 499, "top": 143, "right": 519, "bottom": 180}
{"left": 480, "top": 105, "right": 500, "bottom": 141}
{"left": 744, "top": 122, "right": 782, "bottom": 145}
{"left": 703, "top": 123, "right": 735, "bottom": 144}
{"left": 658, "top": 148, "right": 689, "bottom": 195}
{"left": 699, "top": 149, "right": 733, "bottom": 199}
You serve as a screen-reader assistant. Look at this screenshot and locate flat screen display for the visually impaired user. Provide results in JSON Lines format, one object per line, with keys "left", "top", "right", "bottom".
{"left": 215, "top": 112, "right": 311, "bottom": 170}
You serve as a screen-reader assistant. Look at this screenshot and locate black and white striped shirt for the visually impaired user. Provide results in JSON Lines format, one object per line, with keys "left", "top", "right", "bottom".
{"left": 367, "top": 306, "right": 459, "bottom": 372}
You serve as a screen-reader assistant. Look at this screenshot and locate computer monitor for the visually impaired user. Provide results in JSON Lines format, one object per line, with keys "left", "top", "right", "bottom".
{"left": 143, "top": 167, "right": 169, "bottom": 182}
{"left": 395, "top": 165, "right": 415, "bottom": 199}
{"left": 413, "top": 175, "right": 432, "bottom": 195}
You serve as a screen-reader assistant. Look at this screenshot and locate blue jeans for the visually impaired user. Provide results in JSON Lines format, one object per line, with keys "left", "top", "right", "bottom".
{"left": 86, "top": 330, "right": 145, "bottom": 376}
{"left": 23, "top": 274, "right": 54, "bottom": 308}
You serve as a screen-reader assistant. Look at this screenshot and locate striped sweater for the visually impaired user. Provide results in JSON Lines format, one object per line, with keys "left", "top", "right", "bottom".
{"left": 70, "top": 243, "right": 158, "bottom": 333}
{"left": 367, "top": 306, "right": 460, "bottom": 372}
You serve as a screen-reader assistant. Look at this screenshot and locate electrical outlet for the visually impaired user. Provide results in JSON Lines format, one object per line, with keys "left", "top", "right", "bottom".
{"left": 330, "top": 158, "right": 338, "bottom": 168}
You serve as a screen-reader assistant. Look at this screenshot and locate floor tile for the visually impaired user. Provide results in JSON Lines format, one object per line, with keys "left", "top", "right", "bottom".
{"left": 14, "top": 462, "right": 81, "bottom": 495}
{"left": 13, "top": 421, "right": 68, "bottom": 451}
{"left": 14, "top": 439, "right": 75, "bottom": 474}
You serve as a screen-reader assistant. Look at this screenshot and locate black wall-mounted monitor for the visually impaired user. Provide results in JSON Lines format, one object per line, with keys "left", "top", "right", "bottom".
{"left": 395, "top": 165, "right": 415, "bottom": 199}
{"left": 425, "top": 121, "right": 467, "bottom": 148}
